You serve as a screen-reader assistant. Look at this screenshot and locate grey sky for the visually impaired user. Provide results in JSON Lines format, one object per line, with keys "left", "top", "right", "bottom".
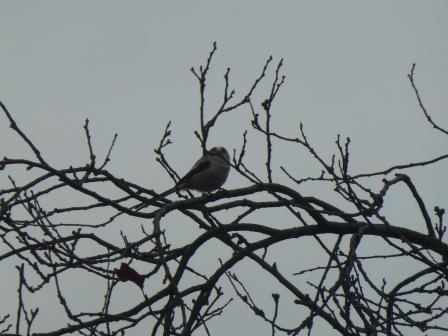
{"left": 1, "top": 1, "right": 447, "bottom": 335}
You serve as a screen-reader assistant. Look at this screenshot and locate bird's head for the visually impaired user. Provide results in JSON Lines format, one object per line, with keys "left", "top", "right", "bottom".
{"left": 208, "top": 147, "right": 229, "bottom": 160}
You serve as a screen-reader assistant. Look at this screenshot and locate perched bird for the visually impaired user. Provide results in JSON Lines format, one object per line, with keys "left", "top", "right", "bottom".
{"left": 135, "top": 147, "right": 230, "bottom": 209}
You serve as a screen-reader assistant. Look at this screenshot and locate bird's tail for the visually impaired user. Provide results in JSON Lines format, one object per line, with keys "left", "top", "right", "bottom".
{"left": 133, "top": 186, "right": 178, "bottom": 211}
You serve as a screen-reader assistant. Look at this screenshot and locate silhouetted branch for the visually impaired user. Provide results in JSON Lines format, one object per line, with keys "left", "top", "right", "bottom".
{"left": 408, "top": 63, "right": 448, "bottom": 136}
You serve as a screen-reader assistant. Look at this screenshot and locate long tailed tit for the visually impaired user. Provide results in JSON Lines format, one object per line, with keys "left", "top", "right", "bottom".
{"left": 135, "top": 147, "right": 230, "bottom": 210}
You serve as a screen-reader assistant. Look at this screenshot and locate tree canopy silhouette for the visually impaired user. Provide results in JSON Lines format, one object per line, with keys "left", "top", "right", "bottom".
{"left": 1, "top": 44, "right": 447, "bottom": 336}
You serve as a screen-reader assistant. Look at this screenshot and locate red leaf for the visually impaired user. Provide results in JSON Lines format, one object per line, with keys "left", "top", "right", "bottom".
{"left": 116, "top": 263, "right": 145, "bottom": 289}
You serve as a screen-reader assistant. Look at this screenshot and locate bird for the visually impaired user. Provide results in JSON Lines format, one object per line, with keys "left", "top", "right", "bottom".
{"left": 135, "top": 146, "right": 230, "bottom": 210}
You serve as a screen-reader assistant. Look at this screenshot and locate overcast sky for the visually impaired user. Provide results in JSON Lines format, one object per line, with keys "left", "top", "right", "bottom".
{"left": 1, "top": 1, "right": 447, "bottom": 335}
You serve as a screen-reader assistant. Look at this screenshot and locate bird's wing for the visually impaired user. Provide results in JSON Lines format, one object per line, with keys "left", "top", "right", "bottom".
{"left": 179, "top": 156, "right": 211, "bottom": 185}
